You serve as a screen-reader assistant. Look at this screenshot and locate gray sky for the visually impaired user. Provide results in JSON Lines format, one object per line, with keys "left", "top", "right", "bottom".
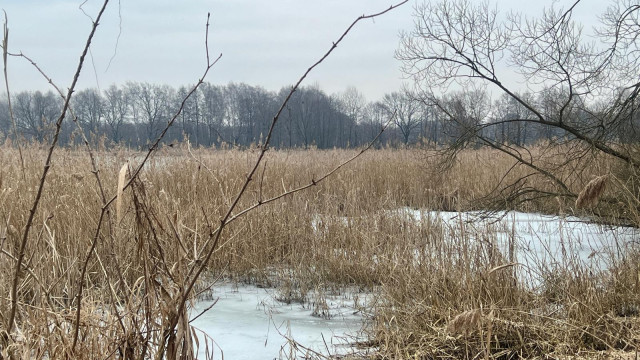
{"left": 1, "top": 0, "right": 609, "bottom": 102}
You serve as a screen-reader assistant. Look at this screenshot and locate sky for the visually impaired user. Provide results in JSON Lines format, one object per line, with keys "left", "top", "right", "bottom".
{"left": 1, "top": 0, "right": 611, "bottom": 102}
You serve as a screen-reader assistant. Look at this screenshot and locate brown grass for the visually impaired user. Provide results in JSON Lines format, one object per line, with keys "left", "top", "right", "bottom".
{"left": 0, "top": 143, "right": 638, "bottom": 359}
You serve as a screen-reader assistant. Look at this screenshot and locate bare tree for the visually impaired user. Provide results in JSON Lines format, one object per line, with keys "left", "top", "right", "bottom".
{"left": 336, "top": 86, "right": 367, "bottom": 146}
{"left": 13, "top": 90, "right": 60, "bottom": 142}
{"left": 398, "top": 0, "right": 640, "bottom": 219}
{"left": 278, "top": 84, "right": 343, "bottom": 148}
{"left": 363, "top": 101, "right": 390, "bottom": 145}
{"left": 0, "top": 96, "right": 9, "bottom": 136}
{"left": 127, "top": 82, "right": 174, "bottom": 144}
{"left": 382, "top": 90, "right": 422, "bottom": 145}
{"left": 103, "top": 84, "right": 129, "bottom": 144}
{"left": 72, "top": 88, "right": 104, "bottom": 137}
{"left": 491, "top": 91, "right": 537, "bottom": 145}
{"left": 199, "top": 82, "right": 226, "bottom": 146}
{"left": 437, "top": 88, "right": 490, "bottom": 147}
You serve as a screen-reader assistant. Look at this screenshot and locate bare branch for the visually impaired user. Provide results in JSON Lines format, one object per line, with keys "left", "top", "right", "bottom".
{"left": 1, "top": 12, "right": 25, "bottom": 180}
{"left": 6, "top": 0, "right": 111, "bottom": 337}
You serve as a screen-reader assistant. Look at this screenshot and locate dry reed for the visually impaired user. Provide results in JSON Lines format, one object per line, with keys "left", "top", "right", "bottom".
{"left": 116, "top": 161, "right": 128, "bottom": 224}
{"left": 446, "top": 308, "right": 483, "bottom": 336}
{"left": 0, "top": 144, "right": 637, "bottom": 359}
{"left": 576, "top": 174, "right": 609, "bottom": 209}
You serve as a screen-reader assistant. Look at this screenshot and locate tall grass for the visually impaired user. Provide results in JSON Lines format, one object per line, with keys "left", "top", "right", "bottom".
{"left": 0, "top": 143, "right": 638, "bottom": 358}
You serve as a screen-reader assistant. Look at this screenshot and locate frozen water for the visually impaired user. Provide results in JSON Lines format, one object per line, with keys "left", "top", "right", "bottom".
{"left": 396, "top": 208, "right": 639, "bottom": 285}
{"left": 191, "top": 283, "right": 368, "bottom": 360}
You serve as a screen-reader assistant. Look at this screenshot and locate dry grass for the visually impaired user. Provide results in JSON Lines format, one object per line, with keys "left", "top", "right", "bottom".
{"left": 0, "top": 143, "right": 638, "bottom": 359}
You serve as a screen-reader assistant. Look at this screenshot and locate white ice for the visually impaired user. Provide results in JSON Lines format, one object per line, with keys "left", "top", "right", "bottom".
{"left": 190, "top": 283, "right": 368, "bottom": 360}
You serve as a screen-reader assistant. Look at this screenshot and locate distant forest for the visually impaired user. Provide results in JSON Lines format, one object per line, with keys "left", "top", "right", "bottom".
{"left": 1, "top": 82, "right": 638, "bottom": 149}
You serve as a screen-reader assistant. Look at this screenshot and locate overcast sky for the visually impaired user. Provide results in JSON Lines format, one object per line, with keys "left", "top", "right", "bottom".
{"left": 1, "top": 0, "right": 610, "bottom": 101}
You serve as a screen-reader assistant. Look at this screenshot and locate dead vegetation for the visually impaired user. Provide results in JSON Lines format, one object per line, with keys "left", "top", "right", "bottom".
{"left": 576, "top": 175, "right": 609, "bottom": 209}
{"left": 0, "top": 144, "right": 638, "bottom": 359}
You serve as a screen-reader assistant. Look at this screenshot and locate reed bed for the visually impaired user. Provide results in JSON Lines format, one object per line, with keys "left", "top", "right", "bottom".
{"left": 0, "top": 143, "right": 638, "bottom": 359}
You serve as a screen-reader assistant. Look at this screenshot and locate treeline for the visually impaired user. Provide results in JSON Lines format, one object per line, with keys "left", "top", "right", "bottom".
{"left": 0, "top": 82, "right": 638, "bottom": 148}
{"left": 0, "top": 83, "right": 387, "bottom": 148}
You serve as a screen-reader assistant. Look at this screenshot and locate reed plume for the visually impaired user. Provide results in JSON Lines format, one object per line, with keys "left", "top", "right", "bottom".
{"left": 575, "top": 174, "right": 608, "bottom": 209}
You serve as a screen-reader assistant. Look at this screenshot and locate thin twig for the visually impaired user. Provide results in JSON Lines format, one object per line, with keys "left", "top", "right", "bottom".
{"left": 1, "top": 11, "right": 26, "bottom": 180}
{"left": 8, "top": 19, "right": 128, "bottom": 346}
{"left": 7, "top": 0, "right": 111, "bottom": 341}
